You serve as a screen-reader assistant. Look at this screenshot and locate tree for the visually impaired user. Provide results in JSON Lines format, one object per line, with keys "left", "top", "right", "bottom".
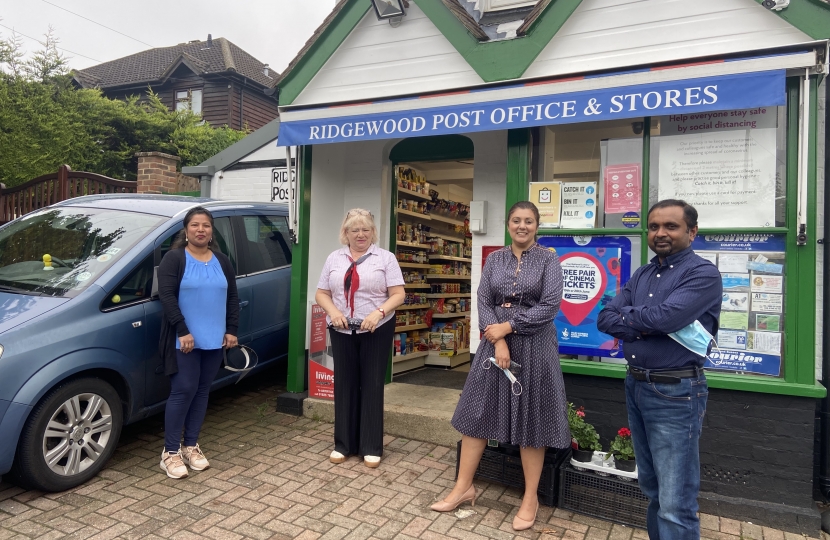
{"left": 0, "top": 29, "right": 248, "bottom": 187}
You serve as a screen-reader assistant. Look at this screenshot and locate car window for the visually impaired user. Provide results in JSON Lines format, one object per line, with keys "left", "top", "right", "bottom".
{"left": 238, "top": 215, "right": 292, "bottom": 274}
{"left": 157, "top": 217, "right": 237, "bottom": 274}
{"left": 101, "top": 254, "right": 153, "bottom": 310}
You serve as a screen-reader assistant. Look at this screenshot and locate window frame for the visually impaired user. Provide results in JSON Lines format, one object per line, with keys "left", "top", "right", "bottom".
{"left": 174, "top": 87, "right": 203, "bottom": 115}
{"left": 232, "top": 213, "right": 292, "bottom": 277}
{"left": 100, "top": 250, "right": 155, "bottom": 313}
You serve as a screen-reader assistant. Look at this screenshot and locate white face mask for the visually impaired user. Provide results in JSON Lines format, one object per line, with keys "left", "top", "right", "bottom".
{"left": 668, "top": 320, "right": 718, "bottom": 358}
{"left": 483, "top": 357, "right": 523, "bottom": 396}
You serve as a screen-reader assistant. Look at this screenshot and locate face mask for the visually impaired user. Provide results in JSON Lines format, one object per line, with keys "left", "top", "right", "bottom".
{"left": 668, "top": 320, "right": 718, "bottom": 357}
{"left": 483, "top": 357, "right": 523, "bottom": 396}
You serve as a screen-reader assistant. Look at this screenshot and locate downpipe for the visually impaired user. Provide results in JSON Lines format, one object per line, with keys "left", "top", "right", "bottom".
{"left": 819, "top": 75, "right": 830, "bottom": 501}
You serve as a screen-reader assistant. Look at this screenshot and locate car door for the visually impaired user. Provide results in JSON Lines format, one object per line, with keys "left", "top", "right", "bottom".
{"left": 232, "top": 213, "right": 292, "bottom": 365}
{"left": 143, "top": 217, "right": 249, "bottom": 405}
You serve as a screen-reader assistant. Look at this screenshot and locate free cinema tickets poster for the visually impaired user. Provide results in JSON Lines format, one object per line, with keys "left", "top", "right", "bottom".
{"left": 308, "top": 304, "right": 335, "bottom": 400}
{"left": 537, "top": 236, "right": 632, "bottom": 358}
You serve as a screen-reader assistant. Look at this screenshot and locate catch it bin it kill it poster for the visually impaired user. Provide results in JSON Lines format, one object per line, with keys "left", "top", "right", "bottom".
{"left": 537, "top": 236, "right": 632, "bottom": 359}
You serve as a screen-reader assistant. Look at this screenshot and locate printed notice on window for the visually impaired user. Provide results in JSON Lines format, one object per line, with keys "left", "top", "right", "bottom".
{"left": 657, "top": 107, "right": 778, "bottom": 227}
{"left": 751, "top": 293, "right": 783, "bottom": 313}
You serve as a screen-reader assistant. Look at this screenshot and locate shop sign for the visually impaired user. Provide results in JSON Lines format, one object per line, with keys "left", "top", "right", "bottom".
{"left": 271, "top": 167, "right": 295, "bottom": 203}
{"left": 278, "top": 70, "right": 785, "bottom": 146}
{"left": 308, "top": 304, "right": 335, "bottom": 400}
{"left": 537, "top": 236, "right": 633, "bottom": 358}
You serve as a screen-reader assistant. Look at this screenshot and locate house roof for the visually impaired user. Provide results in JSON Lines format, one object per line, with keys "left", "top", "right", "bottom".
{"left": 73, "top": 37, "right": 278, "bottom": 90}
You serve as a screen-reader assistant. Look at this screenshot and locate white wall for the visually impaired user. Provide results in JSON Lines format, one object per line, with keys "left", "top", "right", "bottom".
{"left": 468, "top": 131, "right": 508, "bottom": 355}
{"left": 210, "top": 167, "right": 272, "bottom": 201}
{"left": 817, "top": 77, "right": 827, "bottom": 381}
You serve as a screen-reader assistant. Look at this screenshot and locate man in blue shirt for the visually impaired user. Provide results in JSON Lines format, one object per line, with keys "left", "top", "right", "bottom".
{"left": 597, "top": 200, "right": 722, "bottom": 540}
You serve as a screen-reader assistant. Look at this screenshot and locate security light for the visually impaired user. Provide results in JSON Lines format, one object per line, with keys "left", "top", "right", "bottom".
{"left": 370, "top": 0, "right": 407, "bottom": 21}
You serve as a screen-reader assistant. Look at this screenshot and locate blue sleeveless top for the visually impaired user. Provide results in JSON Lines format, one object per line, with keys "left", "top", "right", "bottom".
{"left": 176, "top": 251, "right": 228, "bottom": 350}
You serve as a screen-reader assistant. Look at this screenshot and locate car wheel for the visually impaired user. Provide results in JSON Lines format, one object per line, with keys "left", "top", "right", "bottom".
{"left": 12, "top": 378, "right": 123, "bottom": 492}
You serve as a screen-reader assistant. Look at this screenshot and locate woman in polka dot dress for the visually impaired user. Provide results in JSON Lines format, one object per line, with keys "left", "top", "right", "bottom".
{"left": 431, "top": 201, "right": 570, "bottom": 532}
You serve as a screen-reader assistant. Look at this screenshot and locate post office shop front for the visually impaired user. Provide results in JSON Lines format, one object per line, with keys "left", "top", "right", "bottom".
{"left": 271, "top": 0, "right": 830, "bottom": 533}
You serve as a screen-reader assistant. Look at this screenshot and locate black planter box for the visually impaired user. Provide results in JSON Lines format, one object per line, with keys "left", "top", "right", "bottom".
{"left": 558, "top": 464, "right": 648, "bottom": 528}
{"left": 455, "top": 441, "right": 571, "bottom": 507}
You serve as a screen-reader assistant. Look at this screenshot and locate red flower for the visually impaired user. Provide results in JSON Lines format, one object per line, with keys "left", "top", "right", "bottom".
{"left": 576, "top": 410, "right": 585, "bottom": 418}
{"left": 618, "top": 427, "right": 631, "bottom": 437}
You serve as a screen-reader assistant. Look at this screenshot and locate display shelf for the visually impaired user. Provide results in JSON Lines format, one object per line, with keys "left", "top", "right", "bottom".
{"left": 393, "top": 351, "right": 429, "bottom": 363}
{"left": 398, "top": 262, "right": 431, "bottom": 269}
{"left": 427, "top": 232, "right": 466, "bottom": 243}
{"left": 397, "top": 186, "right": 431, "bottom": 201}
{"left": 392, "top": 354, "right": 427, "bottom": 375}
{"left": 426, "top": 274, "right": 470, "bottom": 280}
{"left": 432, "top": 312, "right": 471, "bottom": 319}
{"left": 429, "top": 214, "right": 465, "bottom": 226}
{"left": 426, "top": 293, "right": 471, "bottom": 298}
{"left": 397, "top": 241, "right": 430, "bottom": 250}
{"left": 398, "top": 304, "right": 430, "bottom": 310}
{"left": 429, "top": 255, "right": 472, "bottom": 263}
{"left": 404, "top": 284, "right": 431, "bottom": 289}
{"left": 398, "top": 209, "right": 431, "bottom": 220}
{"left": 396, "top": 324, "right": 429, "bottom": 332}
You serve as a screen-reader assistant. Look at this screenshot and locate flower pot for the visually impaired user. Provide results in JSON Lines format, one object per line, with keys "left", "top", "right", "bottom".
{"left": 614, "top": 457, "right": 636, "bottom": 472}
{"left": 572, "top": 448, "right": 594, "bottom": 463}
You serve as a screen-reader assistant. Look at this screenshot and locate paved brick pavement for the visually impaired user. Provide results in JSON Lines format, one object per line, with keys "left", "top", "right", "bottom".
{"left": 0, "top": 375, "right": 823, "bottom": 540}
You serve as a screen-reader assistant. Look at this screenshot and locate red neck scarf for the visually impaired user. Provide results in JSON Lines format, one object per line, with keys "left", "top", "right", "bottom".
{"left": 343, "top": 252, "right": 371, "bottom": 317}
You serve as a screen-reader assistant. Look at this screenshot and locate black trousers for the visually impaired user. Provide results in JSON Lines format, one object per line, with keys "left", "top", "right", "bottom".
{"left": 329, "top": 318, "right": 395, "bottom": 457}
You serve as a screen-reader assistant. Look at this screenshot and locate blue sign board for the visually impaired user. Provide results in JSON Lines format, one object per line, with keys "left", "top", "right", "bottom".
{"left": 279, "top": 70, "right": 785, "bottom": 146}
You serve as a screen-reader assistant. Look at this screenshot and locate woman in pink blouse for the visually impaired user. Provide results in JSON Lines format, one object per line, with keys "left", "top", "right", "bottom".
{"left": 315, "top": 209, "right": 405, "bottom": 468}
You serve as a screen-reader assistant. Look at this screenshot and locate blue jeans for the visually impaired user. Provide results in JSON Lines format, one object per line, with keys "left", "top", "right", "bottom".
{"left": 625, "top": 372, "right": 708, "bottom": 540}
{"left": 164, "top": 348, "right": 224, "bottom": 452}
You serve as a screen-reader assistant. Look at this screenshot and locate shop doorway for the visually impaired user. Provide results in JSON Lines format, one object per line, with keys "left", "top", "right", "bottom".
{"left": 389, "top": 136, "right": 474, "bottom": 390}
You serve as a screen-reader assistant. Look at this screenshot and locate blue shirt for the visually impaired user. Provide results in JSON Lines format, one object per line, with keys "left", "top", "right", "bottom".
{"left": 176, "top": 251, "right": 228, "bottom": 350}
{"left": 596, "top": 246, "right": 722, "bottom": 369}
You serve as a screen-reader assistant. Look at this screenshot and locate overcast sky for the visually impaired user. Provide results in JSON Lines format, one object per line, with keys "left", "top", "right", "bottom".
{"left": 0, "top": 0, "right": 338, "bottom": 73}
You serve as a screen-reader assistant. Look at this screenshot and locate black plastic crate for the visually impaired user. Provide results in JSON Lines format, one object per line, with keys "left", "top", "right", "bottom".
{"left": 558, "top": 465, "right": 649, "bottom": 529}
{"left": 455, "top": 441, "right": 571, "bottom": 507}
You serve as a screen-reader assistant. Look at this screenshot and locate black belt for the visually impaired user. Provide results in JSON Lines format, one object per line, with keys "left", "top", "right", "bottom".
{"left": 627, "top": 365, "right": 704, "bottom": 384}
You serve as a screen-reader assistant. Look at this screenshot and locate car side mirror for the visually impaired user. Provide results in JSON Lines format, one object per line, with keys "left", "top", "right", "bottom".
{"left": 151, "top": 266, "right": 159, "bottom": 298}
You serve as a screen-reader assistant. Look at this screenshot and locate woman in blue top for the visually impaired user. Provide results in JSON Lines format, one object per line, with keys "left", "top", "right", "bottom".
{"left": 157, "top": 207, "right": 239, "bottom": 479}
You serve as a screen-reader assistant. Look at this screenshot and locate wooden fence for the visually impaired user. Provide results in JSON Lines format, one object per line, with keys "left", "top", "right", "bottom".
{"left": 0, "top": 165, "right": 137, "bottom": 224}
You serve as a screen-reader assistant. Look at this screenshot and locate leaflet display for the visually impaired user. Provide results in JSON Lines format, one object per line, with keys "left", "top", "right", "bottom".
{"left": 693, "top": 234, "right": 786, "bottom": 377}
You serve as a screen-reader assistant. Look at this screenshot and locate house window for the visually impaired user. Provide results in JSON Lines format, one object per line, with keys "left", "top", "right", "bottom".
{"left": 175, "top": 88, "right": 202, "bottom": 114}
{"left": 481, "top": 0, "right": 538, "bottom": 11}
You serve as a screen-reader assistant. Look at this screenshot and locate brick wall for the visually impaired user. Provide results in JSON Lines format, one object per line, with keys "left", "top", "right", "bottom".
{"left": 135, "top": 152, "right": 181, "bottom": 194}
{"left": 564, "top": 373, "right": 820, "bottom": 533}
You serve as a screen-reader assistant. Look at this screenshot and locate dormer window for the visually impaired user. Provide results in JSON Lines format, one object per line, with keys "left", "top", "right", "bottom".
{"left": 481, "top": 0, "right": 538, "bottom": 11}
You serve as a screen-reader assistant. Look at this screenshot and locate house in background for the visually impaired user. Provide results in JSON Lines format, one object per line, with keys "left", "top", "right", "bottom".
{"left": 72, "top": 35, "right": 279, "bottom": 131}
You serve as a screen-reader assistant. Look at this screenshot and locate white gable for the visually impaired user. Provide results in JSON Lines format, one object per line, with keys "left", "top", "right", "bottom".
{"left": 292, "top": 2, "right": 484, "bottom": 107}
{"left": 524, "top": 0, "right": 813, "bottom": 80}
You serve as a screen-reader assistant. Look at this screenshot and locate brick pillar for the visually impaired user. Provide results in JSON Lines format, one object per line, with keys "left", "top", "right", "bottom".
{"left": 135, "top": 152, "right": 181, "bottom": 194}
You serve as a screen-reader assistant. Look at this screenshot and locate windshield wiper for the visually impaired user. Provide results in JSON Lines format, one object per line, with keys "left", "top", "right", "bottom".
{"left": 0, "top": 285, "right": 43, "bottom": 296}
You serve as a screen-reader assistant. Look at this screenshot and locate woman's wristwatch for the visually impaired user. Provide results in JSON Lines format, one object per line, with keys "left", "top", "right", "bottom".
{"left": 377, "top": 307, "right": 385, "bottom": 317}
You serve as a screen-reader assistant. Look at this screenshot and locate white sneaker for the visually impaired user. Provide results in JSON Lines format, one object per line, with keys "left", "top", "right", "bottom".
{"left": 330, "top": 450, "right": 346, "bottom": 464}
{"left": 182, "top": 443, "right": 210, "bottom": 471}
{"left": 160, "top": 449, "right": 188, "bottom": 479}
{"left": 364, "top": 455, "right": 381, "bottom": 468}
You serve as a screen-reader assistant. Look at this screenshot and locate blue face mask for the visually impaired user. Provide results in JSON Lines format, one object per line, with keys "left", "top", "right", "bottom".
{"left": 668, "top": 320, "right": 717, "bottom": 357}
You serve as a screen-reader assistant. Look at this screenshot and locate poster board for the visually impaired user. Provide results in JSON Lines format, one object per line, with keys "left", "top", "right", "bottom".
{"left": 695, "top": 234, "right": 785, "bottom": 377}
{"left": 308, "top": 303, "right": 335, "bottom": 399}
{"left": 537, "top": 236, "right": 632, "bottom": 358}
{"left": 561, "top": 182, "right": 598, "bottom": 229}
{"left": 529, "top": 182, "right": 561, "bottom": 228}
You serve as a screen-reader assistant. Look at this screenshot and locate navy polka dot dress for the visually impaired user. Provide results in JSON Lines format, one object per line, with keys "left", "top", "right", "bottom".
{"left": 451, "top": 244, "right": 571, "bottom": 449}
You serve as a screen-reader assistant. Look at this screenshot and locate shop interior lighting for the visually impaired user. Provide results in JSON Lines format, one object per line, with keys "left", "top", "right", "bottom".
{"left": 370, "top": 0, "right": 408, "bottom": 25}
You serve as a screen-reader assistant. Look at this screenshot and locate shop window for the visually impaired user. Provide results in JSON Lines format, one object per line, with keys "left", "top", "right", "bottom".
{"left": 175, "top": 88, "right": 203, "bottom": 115}
{"left": 648, "top": 106, "right": 787, "bottom": 228}
{"left": 531, "top": 119, "right": 645, "bottom": 230}
{"left": 238, "top": 215, "right": 292, "bottom": 275}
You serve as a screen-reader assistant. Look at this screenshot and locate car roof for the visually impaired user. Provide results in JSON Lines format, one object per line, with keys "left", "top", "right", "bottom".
{"left": 54, "top": 194, "right": 288, "bottom": 218}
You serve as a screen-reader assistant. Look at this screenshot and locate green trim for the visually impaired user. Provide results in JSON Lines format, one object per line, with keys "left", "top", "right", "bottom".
{"left": 286, "top": 146, "right": 313, "bottom": 393}
{"left": 640, "top": 117, "right": 651, "bottom": 267}
{"left": 538, "top": 228, "right": 636, "bottom": 235}
{"left": 278, "top": 1, "right": 370, "bottom": 106}
{"left": 560, "top": 360, "right": 826, "bottom": 398}
{"left": 386, "top": 171, "right": 401, "bottom": 386}
{"left": 506, "top": 129, "right": 532, "bottom": 244}
{"left": 176, "top": 190, "right": 201, "bottom": 197}
{"left": 390, "top": 135, "right": 474, "bottom": 163}
{"left": 753, "top": 0, "right": 830, "bottom": 39}
{"left": 416, "top": 0, "right": 583, "bottom": 82}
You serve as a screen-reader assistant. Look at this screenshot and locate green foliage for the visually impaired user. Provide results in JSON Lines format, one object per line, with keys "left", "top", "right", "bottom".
{"left": 0, "top": 29, "right": 247, "bottom": 188}
{"left": 605, "top": 427, "right": 635, "bottom": 461}
{"left": 567, "top": 403, "right": 601, "bottom": 452}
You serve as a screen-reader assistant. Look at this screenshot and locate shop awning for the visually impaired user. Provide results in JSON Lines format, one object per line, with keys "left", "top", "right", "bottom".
{"left": 277, "top": 50, "right": 816, "bottom": 147}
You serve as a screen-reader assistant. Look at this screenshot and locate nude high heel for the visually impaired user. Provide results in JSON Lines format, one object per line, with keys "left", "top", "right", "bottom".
{"left": 430, "top": 484, "right": 478, "bottom": 512}
{"left": 512, "top": 501, "right": 539, "bottom": 531}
